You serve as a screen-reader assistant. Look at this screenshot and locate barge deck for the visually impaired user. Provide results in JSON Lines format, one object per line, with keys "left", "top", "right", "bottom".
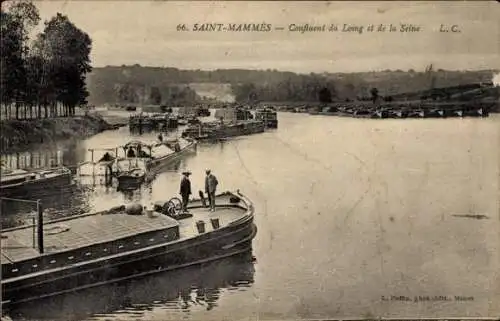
{"left": 1, "top": 191, "right": 256, "bottom": 306}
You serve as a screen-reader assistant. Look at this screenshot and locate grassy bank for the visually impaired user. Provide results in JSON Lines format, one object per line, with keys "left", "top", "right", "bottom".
{"left": 0, "top": 114, "right": 113, "bottom": 154}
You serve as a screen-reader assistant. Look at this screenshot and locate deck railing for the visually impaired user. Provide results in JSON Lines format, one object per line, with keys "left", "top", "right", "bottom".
{"left": 0, "top": 197, "right": 44, "bottom": 254}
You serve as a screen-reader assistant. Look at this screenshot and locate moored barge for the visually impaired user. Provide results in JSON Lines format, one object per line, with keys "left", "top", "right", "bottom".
{"left": 0, "top": 167, "right": 72, "bottom": 198}
{"left": 1, "top": 191, "right": 257, "bottom": 306}
{"left": 181, "top": 120, "right": 265, "bottom": 141}
{"left": 182, "top": 107, "right": 264, "bottom": 140}
{"left": 254, "top": 107, "right": 278, "bottom": 128}
{"left": 77, "top": 137, "right": 197, "bottom": 181}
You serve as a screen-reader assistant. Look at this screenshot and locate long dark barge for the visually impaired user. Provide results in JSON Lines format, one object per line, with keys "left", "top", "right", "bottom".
{"left": 1, "top": 191, "right": 257, "bottom": 307}
{"left": 129, "top": 113, "right": 179, "bottom": 132}
{"left": 182, "top": 120, "right": 265, "bottom": 141}
{"left": 0, "top": 167, "right": 72, "bottom": 198}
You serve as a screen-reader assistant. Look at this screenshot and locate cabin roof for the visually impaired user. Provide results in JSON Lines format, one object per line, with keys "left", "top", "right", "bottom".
{"left": 1, "top": 211, "right": 179, "bottom": 263}
{"left": 123, "top": 140, "right": 157, "bottom": 148}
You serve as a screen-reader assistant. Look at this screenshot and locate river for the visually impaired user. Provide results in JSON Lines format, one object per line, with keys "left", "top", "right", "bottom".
{"left": 3, "top": 112, "right": 499, "bottom": 320}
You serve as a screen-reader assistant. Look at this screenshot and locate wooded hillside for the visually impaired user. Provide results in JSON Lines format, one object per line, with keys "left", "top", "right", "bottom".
{"left": 87, "top": 65, "right": 497, "bottom": 105}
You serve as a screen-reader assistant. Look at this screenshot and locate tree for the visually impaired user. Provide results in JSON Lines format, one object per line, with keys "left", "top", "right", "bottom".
{"left": 318, "top": 87, "right": 332, "bottom": 103}
{"left": 5, "top": 1, "right": 40, "bottom": 119}
{"left": 150, "top": 86, "right": 162, "bottom": 104}
{"left": 1, "top": 11, "right": 24, "bottom": 118}
{"left": 370, "top": 87, "right": 379, "bottom": 103}
{"left": 37, "top": 13, "right": 92, "bottom": 116}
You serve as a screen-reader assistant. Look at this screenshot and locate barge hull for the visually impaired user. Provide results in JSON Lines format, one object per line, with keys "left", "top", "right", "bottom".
{"left": 0, "top": 173, "right": 72, "bottom": 198}
{"left": 2, "top": 219, "right": 256, "bottom": 306}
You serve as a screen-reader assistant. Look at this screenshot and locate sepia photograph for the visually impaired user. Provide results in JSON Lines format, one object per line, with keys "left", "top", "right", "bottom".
{"left": 0, "top": 1, "right": 499, "bottom": 320}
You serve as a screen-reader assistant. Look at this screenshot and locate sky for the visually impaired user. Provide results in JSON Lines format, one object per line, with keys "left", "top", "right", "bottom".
{"left": 27, "top": 1, "right": 500, "bottom": 73}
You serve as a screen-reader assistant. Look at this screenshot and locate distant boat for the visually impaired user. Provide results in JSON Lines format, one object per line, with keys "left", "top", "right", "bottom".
{"left": 119, "top": 138, "right": 196, "bottom": 175}
{"left": 182, "top": 108, "right": 264, "bottom": 140}
{"left": 1, "top": 191, "right": 257, "bottom": 306}
{"left": 254, "top": 107, "right": 278, "bottom": 128}
{"left": 0, "top": 167, "right": 72, "bottom": 198}
{"left": 196, "top": 107, "right": 211, "bottom": 117}
{"left": 116, "top": 167, "right": 146, "bottom": 190}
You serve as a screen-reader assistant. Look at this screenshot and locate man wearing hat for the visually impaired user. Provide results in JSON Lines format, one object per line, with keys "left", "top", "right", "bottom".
{"left": 180, "top": 171, "right": 192, "bottom": 213}
{"left": 205, "top": 169, "right": 218, "bottom": 212}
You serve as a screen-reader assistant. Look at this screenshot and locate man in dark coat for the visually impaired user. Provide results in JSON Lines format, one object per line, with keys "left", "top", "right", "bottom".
{"left": 180, "top": 171, "right": 192, "bottom": 212}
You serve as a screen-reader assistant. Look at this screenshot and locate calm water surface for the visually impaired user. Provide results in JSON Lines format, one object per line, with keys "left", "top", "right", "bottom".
{"left": 4, "top": 112, "right": 500, "bottom": 320}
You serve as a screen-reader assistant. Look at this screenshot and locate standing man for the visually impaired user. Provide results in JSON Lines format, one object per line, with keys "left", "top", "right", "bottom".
{"left": 180, "top": 171, "right": 192, "bottom": 213}
{"left": 204, "top": 169, "right": 218, "bottom": 212}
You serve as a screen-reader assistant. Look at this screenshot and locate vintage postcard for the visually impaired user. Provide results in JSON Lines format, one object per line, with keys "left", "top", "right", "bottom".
{"left": 0, "top": 0, "right": 499, "bottom": 320}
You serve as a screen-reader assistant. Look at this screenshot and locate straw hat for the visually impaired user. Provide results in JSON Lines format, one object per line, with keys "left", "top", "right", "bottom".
{"left": 182, "top": 171, "right": 192, "bottom": 176}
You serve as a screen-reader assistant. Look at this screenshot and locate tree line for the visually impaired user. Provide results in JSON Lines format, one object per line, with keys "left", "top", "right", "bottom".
{"left": 87, "top": 65, "right": 495, "bottom": 105}
{"left": 1, "top": 1, "right": 92, "bottom": 120}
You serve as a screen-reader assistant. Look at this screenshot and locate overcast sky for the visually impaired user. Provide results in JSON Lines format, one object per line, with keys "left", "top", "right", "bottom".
{"left": 32, "top": 0, "right": 500, "bottom": 73}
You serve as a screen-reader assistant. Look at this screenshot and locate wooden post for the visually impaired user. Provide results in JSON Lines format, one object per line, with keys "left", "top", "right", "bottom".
{"left": 32, "top": 217, "right": 36, "bottom": 249}
{"left": 37, "top": 200, "right": 44, "bottom": 254}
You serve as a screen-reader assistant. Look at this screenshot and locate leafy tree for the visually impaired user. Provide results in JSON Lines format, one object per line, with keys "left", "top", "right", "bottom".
{"left": 370, "top": 87, "right": 379, "bottom": 103}
{"left": 150, "top": 86, "right": 162, "bottom": 104}
{"left": 318, "top": 87, "right": 332, "bottom": 103}
{"left": 1, "top": 11, "right": 24, "bottom": 118}
{"left": 36, "top": 13, "right": 92, "bottom": 116}
{"left": 4, "top": 1, "right": 40, "bottom": 119}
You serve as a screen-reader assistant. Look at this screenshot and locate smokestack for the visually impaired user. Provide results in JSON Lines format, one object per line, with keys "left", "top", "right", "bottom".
{"left": 493, "top": 73, "right": 500, "bottom": 87}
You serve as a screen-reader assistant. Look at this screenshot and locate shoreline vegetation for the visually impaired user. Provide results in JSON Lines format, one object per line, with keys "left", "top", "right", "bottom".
{"left": 0, "top": 114, "right": 114, "bottom": 154}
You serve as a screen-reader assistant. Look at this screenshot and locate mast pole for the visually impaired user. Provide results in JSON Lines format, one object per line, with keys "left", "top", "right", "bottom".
{"left": 37, "top": 199, "right": 44, "bottom": 254}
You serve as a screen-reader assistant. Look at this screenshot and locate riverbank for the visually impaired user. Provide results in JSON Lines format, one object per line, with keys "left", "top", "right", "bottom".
{"left": 0, "top": 114, "right": 115, "bottom": 154}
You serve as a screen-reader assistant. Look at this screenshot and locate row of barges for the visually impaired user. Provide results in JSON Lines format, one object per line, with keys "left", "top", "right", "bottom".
{"left": 309, "top": 104, "right": 491, "bottom": 119}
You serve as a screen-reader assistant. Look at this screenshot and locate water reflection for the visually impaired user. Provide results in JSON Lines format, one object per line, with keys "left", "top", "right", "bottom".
{"left": 0, "top": 183, "right": 89, "bottom": 228}
{"left": 0, "top": 150, "right": 64, "bottom": 170}
{"left": 8, "top": 252, "right": 256, "bottom": 321}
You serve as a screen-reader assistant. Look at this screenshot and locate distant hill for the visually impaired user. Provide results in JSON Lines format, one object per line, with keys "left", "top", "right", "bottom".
{"left": 86, "top": 65, "right": 498, "bottom": 105}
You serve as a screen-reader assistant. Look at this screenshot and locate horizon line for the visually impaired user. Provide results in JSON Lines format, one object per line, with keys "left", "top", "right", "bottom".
{"left": 92, "top": 65, "right": 499, "bottom": 74}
